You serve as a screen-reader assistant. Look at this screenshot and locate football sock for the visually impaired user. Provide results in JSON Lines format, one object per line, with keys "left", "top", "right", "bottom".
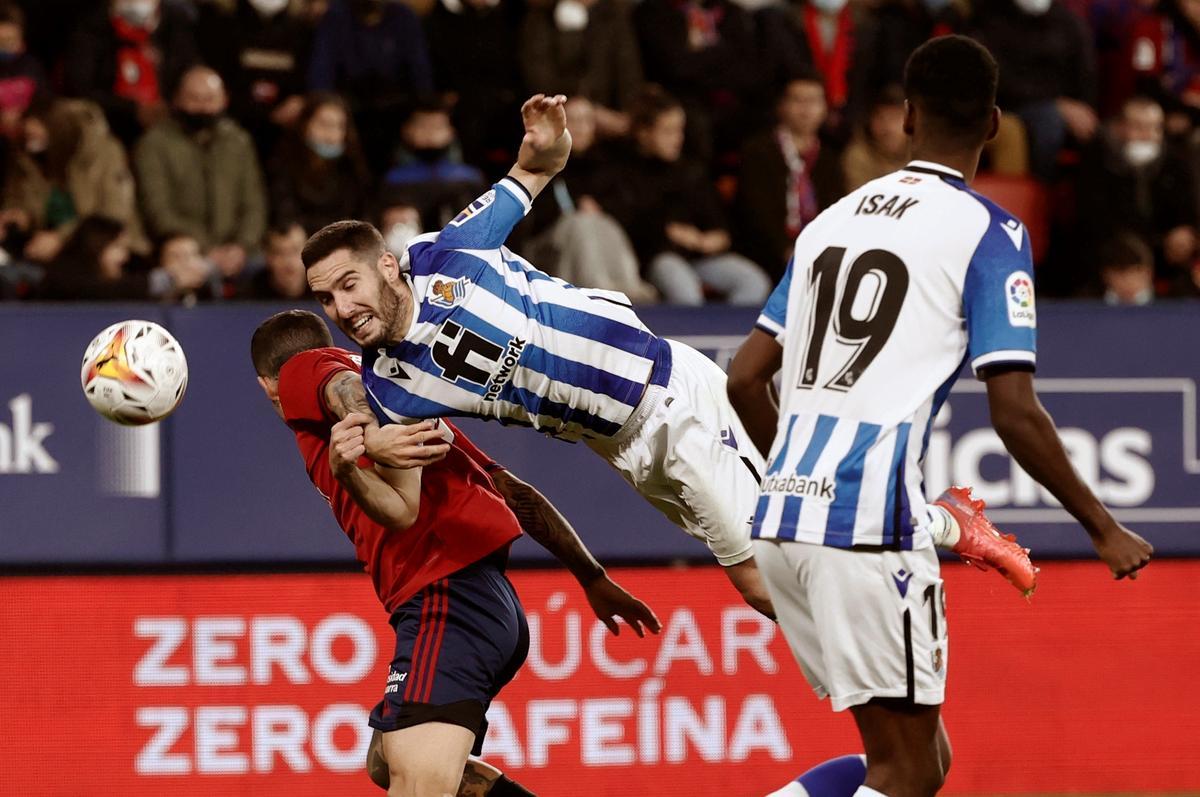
{"left": 488, "top": 774, "right": 536, "bottom": 796}
{"left": 765, "top": 754, "right": 868, "bottom": 797}
{"left": 852, "top": 786, "right": 888, "bottom": 797}
{"left": 925, "top": 504, "right": 961, "bottom": 548}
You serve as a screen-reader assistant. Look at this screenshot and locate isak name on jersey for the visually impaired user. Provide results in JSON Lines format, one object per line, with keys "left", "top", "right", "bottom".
{"left": 853, "top": 192, "right": 920, "bottom": 220}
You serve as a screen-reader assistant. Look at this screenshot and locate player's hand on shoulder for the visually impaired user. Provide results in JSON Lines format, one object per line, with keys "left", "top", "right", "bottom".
{"left": 517, "top": 93, "right": 571, "bottom": 176}
{"left": 363, "top": 420, "right": 451, "bottom": 470}
{"left": 1092, "top": 523, "right": 1154, "bottom": 580}
{"left": 584, "top": 576, "right": 662, "bottom": 638}
{"left": 329, "top": 413, "right": 372, "bottom": 480}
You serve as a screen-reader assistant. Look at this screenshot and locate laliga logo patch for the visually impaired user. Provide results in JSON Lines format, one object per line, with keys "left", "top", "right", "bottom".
{"left": 428, "top": 277, "right": 471, "bottom": 308}
{"left": 1005, "top": 271, "right": 1036, "bottom": 328}
{"left": 449, "top": 190, "right": 496, "bottom": 227}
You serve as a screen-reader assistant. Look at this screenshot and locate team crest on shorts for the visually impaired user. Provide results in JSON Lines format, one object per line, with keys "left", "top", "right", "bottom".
{"left": 932, "top": 647, "right": 944, "bottom": 674}
{"left": 428, "top": 277, "right": 471, "bottom": 308}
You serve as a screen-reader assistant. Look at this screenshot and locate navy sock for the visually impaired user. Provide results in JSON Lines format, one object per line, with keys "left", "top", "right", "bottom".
{"left": 768, "top": 754, "right": 867, "bottom": 797}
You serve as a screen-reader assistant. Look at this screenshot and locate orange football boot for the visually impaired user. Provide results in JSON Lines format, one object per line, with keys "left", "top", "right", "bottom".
{"left": 934, "top": 486, "right": 1038, "bottom": 598}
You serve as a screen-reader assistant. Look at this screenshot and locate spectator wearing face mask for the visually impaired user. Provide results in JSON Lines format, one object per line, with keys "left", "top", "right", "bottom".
{"left": 1077, "top": 96, "right": 1199, "bottom": 283}
{"left": 2, "top": 98, "right": 147, "bottom": 266}
{"left": 197, "top": 0, "right": 314, "bottom": 160}
{"left": 735, "top": 72, "right": 845, "bottom": 282}
{"left": 855, "top": 0, "right": 966, "bottom": 104}
{"left": 63, "top": 0, "right": 200, "bottom": 148}
{"left": 379, "top": 201, "right": 424, "bottom": 257}
{"left": 971, "top": 0, "right": 1099, "bottom": 181}
{"left": 133, "top": 65, "right": 268, "bottom": 298}
{"left": 247, "top": 222, "right": 310, "bottom": 299}
{"left": 307, "top": 0, "right": 433, "bottom": 172}
{"left": 1096, "top": 232, "right": 1158, "bottom": 305}
{"left": 380, "top": 99, "right": 487, "bottom": 228}
{"left": 1127, "top": 0, "right": 1200, "bottom": 135}
{"left": 268, "top": 92, "right": 371, "bottom": 234}
{"left": 519, "top": 0, "right": 644, "bottom": 140}
{"left": 0, "top": 3, "right": 48, "bottom": 141}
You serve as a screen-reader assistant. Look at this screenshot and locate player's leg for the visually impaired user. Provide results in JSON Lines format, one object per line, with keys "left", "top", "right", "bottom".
{"left": 849, "top": 700, "right": 946, "bottom": 796}
{"left": 458, "top": 758, "right": 537, "bottom": 796}
{"left": 382, "top": 722, "right": 477, "bottom": 797}
{"left": 367, "top": 729, "right": 389, "bottom": 788}
{"left": 765, "top": 755, "right": 868, "bottom": 797}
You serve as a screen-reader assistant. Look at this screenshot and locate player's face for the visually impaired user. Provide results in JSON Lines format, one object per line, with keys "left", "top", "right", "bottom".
{"left": 308, "top": 248, "right": 409, "bottom": 349}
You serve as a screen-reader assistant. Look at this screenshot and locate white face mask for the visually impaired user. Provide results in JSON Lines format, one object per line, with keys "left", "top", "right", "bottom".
{"left": 1125, "top": 139, "right": 1161, "bottom": 167}
{"left": 117, "top": 0, "right": 157, "bottom": 27}
{"left": 386, "top": 221, "right": 422, "bottom": 256}
{"left": 1013, "top": 0, "right": 1052, "bottom": 15}
{"left": 248, "top": 0, "right": 290, "bottom": 16}
{"left": 554, "top": 0, "right": 589, "bottom": 31}
{"left": 810, "top": 0, "right": 848, "bottom": 14}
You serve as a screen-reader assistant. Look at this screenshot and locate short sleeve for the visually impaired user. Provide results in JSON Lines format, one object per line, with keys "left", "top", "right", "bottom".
{"left": 962, "top": 209, "right": 1038, "bottom": 377}
{"left": 755, "top": 258, "right": 793, "bottom": 342}
{"left": 426, "top": 178, "right": 532, "bottom": 256}
{"left": 278, "top": 348, "right": 360, "bottom": 425}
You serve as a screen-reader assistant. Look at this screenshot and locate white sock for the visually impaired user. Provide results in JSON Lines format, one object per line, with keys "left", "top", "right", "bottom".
{"left": 764, "top": 783, "right": 808, "bottom": 797}
{"left": 923, "top": 504, "right": 961, "bottom": 548}
{"left": 853, "top": 787, "right": 889, "bottom": 797}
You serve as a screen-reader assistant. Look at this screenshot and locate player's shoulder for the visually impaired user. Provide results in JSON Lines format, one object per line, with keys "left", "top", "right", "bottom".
{"left": 280, "top": 346, "right": 362, "bottom": 381}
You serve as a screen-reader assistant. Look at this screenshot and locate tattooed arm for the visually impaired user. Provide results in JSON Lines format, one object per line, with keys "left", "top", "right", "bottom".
{"left": 323, "top": 370, "right": 375, "bottom": 421}
{"left": 490, "top": 468, "right": 661, "bottom": 637}
{"left": 323, "top": 370, "right": 449, "bottom": 468}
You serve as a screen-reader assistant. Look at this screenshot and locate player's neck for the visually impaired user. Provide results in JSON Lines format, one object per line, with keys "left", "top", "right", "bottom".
{"left": 907, "top": 145, "right": 982, "bottom": 184}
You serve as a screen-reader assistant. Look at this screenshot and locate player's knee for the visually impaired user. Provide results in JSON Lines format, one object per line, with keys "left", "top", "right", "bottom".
{"left": 867, "top": 754, "right": 944, "bottom": 797}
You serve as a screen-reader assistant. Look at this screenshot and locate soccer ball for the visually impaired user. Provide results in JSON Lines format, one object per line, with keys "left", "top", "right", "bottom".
{"left": 80, "top": 320, "right": 188, "bottom": 425}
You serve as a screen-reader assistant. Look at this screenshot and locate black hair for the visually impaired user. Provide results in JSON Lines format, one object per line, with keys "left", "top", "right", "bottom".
{"left": 1098, "top": 232, "right": 1154, "bottom": 271}
{"left": 250, "top": 309, "right": 335, "bottom": 378}
{"left": 0, "top": 2, "right": 24, "bottom": 28}
{"left": 903, "top": 35, "right": 998, "bottom": 146}
{"left": 301, "top": 219, "right": 385, "bottom": 270}
{"left": 630, "top": 85, "right": 684, "bottom": 133}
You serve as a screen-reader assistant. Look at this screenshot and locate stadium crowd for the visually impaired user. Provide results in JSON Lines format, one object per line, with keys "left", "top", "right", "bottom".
{"left": 0, "top": 0, "right": 1199, "bottom": 305}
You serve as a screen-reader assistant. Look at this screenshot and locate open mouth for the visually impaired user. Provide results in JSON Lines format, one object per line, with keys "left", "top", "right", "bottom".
{"left": 349, "top": 313, "right": 374, "bottom": 337}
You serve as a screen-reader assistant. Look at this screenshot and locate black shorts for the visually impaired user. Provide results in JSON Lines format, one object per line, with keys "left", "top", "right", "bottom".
{"left": 368, "top": 550, "right": 529, "bottom": 754}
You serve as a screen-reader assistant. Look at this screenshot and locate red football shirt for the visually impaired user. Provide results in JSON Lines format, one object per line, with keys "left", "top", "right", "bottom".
{"left": 277, "top": 347, "right": 522, "bottom": 612}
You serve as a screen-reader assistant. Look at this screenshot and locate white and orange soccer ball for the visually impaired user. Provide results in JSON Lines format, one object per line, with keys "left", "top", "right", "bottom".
{"left": 80, "top": 320, "right": 188, "bottom": 425}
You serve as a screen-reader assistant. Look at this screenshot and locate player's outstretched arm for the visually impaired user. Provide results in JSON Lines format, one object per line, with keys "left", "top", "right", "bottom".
{"left": 506, "top": 94, "right": 572, "bottom": 202}
{"left": 330, "top": 413, "right": 423, "bottom": 529}
{"left": 985, "top": 369, "right": 1154, "bottom": 579}
{"left": 727, "top": 329, "right": 784, "bottom": 459}
{"left": 324, "top": 372, "right": 450, "bottom": 468}
{"left": 490, "top": 468, "right": 662, "bottom": 637}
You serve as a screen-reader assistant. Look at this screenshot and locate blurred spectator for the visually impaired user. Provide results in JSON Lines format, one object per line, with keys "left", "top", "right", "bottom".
{"left": 855, "top": 0, "right": 967, "bottom": 118}
{"left": 1077, "top": 96, "right": 1198, "bottom": 279}
{"left": 1097, "top": 231, "right": 1157, "bottom": 304}
{"left": 268, "top": 92, "right": 371, "bottom": 234}
{"left": 0, "top": 3, "right": 48, "bottom": 140}
{"left": 247, "top": 222, "right": 310, "bottom": 299}
{"left": 605, "top": 88, "right": 771, "bottom": 305}
{"left": 972, "top": 0, "right": 1099, "bottom": 181}
{"left": 1129, "top": 0, "right": 1200, "bottom": 134}
{"left": 381, "top": 99, "right": 487, "bottom": 229}
{"left": 134, "top": 65, "right": 267, "bottom": 297}
{"left": 736, "top": 72, "right": 845, "bottom": 282}
{"left": 152, "top": 232, "right": 217, "bottom": 303}
{"left": 520, "top": 96, "right": 656, "bottom": 300}
{"left": 307, "top": 0, "right": 433, "bottom": 172}
{"left": 63, "top": 0, "right": 200, "bottom": 148}
{"left": 842, "top": 84, "right": 909, "bottom": 191}
{"left": 3, "top": 99, "right": 147, "bottom": 265}
{"left": 633, "top": 0, "right": 759, "bottom": 162}
{"left": 758, "top": 0, "right": 869, "bottom": 140}
{"left": 197, "top": 0, "right": 313, "bottom": 160}
{"left": 519, "top": 0, "right": 644, "bottom": 139}
{"left": 379, "top": 202, "right": 424, "bottom": 256}
{"left": 426, "top": 0, "right": 524, "bottom": 175}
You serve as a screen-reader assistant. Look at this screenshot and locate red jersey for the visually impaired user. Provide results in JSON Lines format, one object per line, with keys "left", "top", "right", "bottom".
{"left": 277, "top": 347, "right": 522, "bottom": 612}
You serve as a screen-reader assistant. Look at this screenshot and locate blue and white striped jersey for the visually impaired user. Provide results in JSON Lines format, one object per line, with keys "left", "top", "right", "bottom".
{"left": 752, "top": 161, "right": 1037, "bottom": 550}
{"left": 361, "top": 178, "right": 672, "bottom": 442}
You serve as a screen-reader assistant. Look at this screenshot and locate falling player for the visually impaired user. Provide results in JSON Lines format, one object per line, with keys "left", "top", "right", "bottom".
{"left": 250, "top": 309, "right": 659, "bottom": 797}
{"left": 300, "top": 94, "right": 1037, "bottom": 633}
{"left": 727, "top": 36, "right": 1154, "bottom": 796}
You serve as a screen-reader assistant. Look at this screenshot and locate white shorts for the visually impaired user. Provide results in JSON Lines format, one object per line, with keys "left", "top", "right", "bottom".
{"left": 587, "top": 340, "right": 765, "bottom": 566}
{"left": 752, "top": 538, "right": 948, "bottom": 711}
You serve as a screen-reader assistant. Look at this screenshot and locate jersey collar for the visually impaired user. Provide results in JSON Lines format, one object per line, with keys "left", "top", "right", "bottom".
{"left": 903, "top": 160, "right": 965, "bottom": 180}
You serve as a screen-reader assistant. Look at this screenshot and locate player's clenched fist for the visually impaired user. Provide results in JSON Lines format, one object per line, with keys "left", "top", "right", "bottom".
{"left": 1092, "top": 523, "right": 1154, "bottom": 580}
{"left": 364, "top": 419, "right": 451, "bottom": 469}
{"left": 329, "top": 413, "right": 371, "bottom": 479}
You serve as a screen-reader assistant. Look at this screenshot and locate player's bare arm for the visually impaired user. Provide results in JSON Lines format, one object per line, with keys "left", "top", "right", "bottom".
{"left": 324, "top": 370, "right": 450, "bottom": 468}
{"left": 489, "top": 468, "right": 662, "bottom": 637}
{"left": 506, "top": 93, "right": 572, "bottom": 201}
{"left": 329, "top": 413, "right": 423, "bottom": 529}
{"left": 985, "top": 369, "right": 1154, "bottom": 579}
{"left": 727, "top": 328, "right": 785, "bottom": 459}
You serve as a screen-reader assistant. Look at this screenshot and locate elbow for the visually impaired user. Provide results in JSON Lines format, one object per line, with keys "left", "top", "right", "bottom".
{"left": 372, "top": 503, "right": 418, "bottom": 531}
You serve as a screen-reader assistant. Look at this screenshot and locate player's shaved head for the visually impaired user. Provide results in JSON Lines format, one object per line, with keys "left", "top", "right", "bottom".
{"left": 904, "top": 35, "right": 998, "bottom": 148}
{"left": 250, "top": 309, "right": 335, "bottom": 378}
{"left": 302, "top": 220, "right": 386, "bottom": 271}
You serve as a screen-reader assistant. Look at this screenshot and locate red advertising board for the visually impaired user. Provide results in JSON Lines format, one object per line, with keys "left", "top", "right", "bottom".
{"left": 0, "top": 562, "right": 1197, "bottom": 796}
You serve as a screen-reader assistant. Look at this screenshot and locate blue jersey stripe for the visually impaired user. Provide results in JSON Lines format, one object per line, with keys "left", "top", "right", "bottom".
{"left": 517, "top": 344, "right": 644, "bottom": 410}
{"left": 766, "top": 414, "right": 800, "bottom": 476}
{"left": 751, "top": 494, "right": 771, "bottom": 536}
{"left": 777, "top": 414, "right": 839, "bottom": 541}
{"left": 883, "top": 423, "right": 913, "bottom": 546}
{"left": 363, "top": 369, "right": 465, "bottom": 422}
{"left": 824, "top": 422, "right": 883, "bottom": 545}
{"left": 501, "top": 384, "right": 623, "bottom": 437}
{"left": 919, "top": 354, "right": 967, "bottom": 462}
